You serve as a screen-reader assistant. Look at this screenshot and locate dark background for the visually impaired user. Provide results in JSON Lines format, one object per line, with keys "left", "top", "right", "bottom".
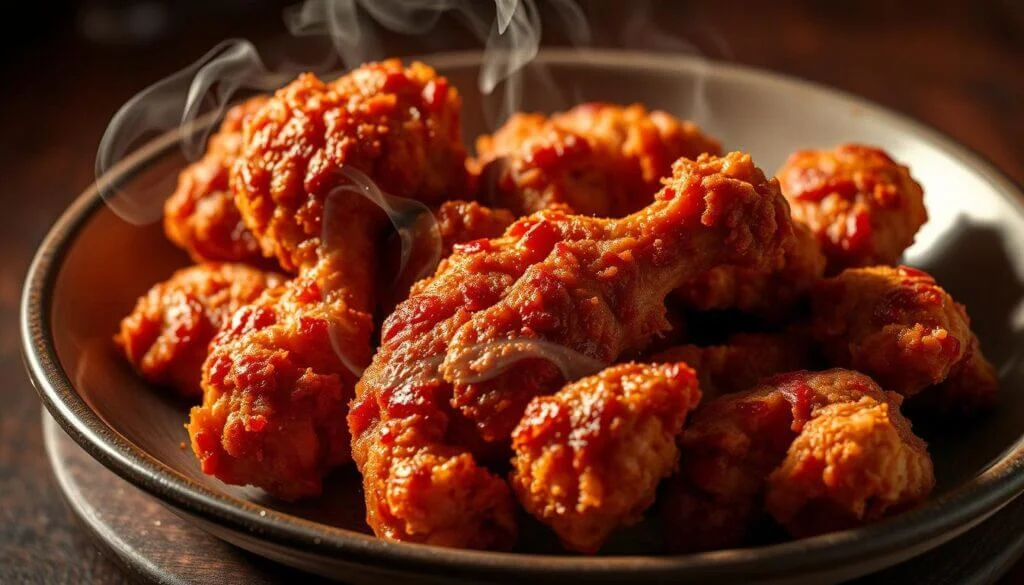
{"left": 2, "top": 1, "right": 1022, "bottom": 583}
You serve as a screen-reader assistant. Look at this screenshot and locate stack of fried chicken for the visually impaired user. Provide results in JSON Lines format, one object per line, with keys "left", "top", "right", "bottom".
{"left": 116, "top": 60, "right": 998, "bottom": 554}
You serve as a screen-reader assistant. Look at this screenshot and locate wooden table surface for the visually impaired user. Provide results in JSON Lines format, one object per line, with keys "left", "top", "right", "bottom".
{"left": 2, "top": 1, "right": 1022, "bottom": 583}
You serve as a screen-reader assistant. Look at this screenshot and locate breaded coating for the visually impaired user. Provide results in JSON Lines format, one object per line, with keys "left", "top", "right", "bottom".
{"left": 652, "top": 331, "right": 813, "bottom": 399}
{"left": 189, "top": 61, "right": 470, "bottom": 499}
{"left": 674, "top": 221, "right": 826, "bottom": 321}
{"left": 475, "top": 103, "right": 721, "bottom": 217}
{"left": 115, "top": 263, "right": 283, "bottom": 398}
{"left": 662, "top": 369, "right": 934, "bottom": 551}
{"left": 349, "top": 152, "right": 796, "bottom": 548}
{"left": 777, "top": 144, "right": 927, "bottom": 273}
{"left": 163, "top": 97, "right": 269, "bottom": 265}
{"left": 189, "top": 265, "right": 372, "bottom": 500}
{"left": 811, "top": 265, "right": 996, "bottom": 401}
{"left": 510, "top": 362, "right": 702, "bottom": 553}
{"left": 233, "top": 60, "right": 470, "bottom": 273}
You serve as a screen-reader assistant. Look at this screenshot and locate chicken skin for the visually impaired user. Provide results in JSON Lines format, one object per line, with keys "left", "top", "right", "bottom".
{"left": 116, "top": 263, "right": 283, "bottom": 398}
{"left": 810, "top": 265, "right": 997, "bottom": 404}
{"left": 188, "top": 60, "right": 471, "bottom": 499}
{"left": 511, "top": 362, "right": 702, "bottom": 553}
{"left": 348, "top": 152, "right": 796, "bottom": 548}
{"left": 662, "top": 369, "right": 934, "bottom": 552}
{"left": 474, "top": 103, "right": 721, "bottom": 217}
{"left": 777, "top": 144, "right": 927, "bottom": 274}
{"left": 652, "top": 331, "right": 813, "bottom": 400}
{"left": 233, "top": 60, "right": 470, "bottom": 274}
{"left": 163, "top": 97, "right": 270, "bottom": 266}
{"left": 674, "top": 221, "right": 826, "bottom": 321}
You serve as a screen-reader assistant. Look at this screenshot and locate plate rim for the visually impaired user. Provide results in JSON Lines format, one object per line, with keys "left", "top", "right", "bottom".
{"left": 20, "top": 47, "right": 1024, "bottom": 581}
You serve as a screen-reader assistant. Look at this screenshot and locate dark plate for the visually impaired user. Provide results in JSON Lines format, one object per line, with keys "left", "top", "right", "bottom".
{"left": 21, "top": 49, "right": 1024, "bottom": 584}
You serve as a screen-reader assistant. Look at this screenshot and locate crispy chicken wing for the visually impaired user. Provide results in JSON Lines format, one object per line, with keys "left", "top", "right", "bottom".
{"left": 163, "top": 97, "right": 270, "bottom": 266}
{"left": 188, "top": 60, "right": 470, "bottom": 499}
{"left": 662, "top": 369, "right": 934, "bottom": 552}
{"left": 652, "top": 331, "right": 813, "bottom": 399}
{"left": 475, "top": 103, "right": 721, "bottom": 217}
{"left": 810, "top": 265, "right": 997, "bottom": 404}
{"left": 348, "top": 152, "right": 796, "bottom": 548}
{"left": 116, "top": 263, "right": 283, "bottom": 398}
{"left": 777, "top": 144, "right": 927, "bottom": 274}
{"left": 233, "top": 60, "right": 470, "bottom": 274}
{"left": 511, "top": 362, "right": 702, "bottom": 553}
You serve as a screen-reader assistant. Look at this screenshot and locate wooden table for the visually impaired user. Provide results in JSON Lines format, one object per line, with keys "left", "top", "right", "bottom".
{"left": 2, "top": 1, "right": 1022, "bottom": 583}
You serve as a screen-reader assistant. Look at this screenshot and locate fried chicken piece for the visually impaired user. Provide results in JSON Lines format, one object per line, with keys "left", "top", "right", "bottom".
{"left": 652, "top": 331, "right": 813, "bottom": 399}
{"left": 387, "top": 200, "right": 516, "bottom": 309}
{"left": 810, "top": 265, "right": 997, "bottom": 402}
{"left": 777, "top": 144, "right": 927, "bottom": 274}
{"left": 189, "top": 264, "right": 372, "bottom": 499}
{"left": 116, "top": 263, "right": 283, "bottom": 398}
{"left": 662, "top": 369, "right": 934, "bottom": 552}
{"left": 475, "top": 103, "right": 721, "bottom": 217}
{"left": 510, "top": 362, "right": 702, "bottom": 553}
{"left": 674, "top": 221, "right": 826, "bottom": 321}
{"left": 163, "top": 97, "right": 270, "bottom": 266}
{"left": 188, "top": 61, "right": 470, "bottom": 499}
{"left": 233, "top": 60, "right": 470, "bottom": 274}
{"left": 349, "top": 152, "right": 796, "bottom": 548}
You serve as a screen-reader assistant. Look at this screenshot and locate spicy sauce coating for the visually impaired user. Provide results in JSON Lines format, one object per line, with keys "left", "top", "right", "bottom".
{"left": 777, "top": 144, "right": 927, "bottom": 273}
{"left": 511, "top": 362, "right": 701, "bottom": 553}
{"left": 188, "top": 263, "right": 373, "bottom": 500}
{"left": 163, "top": 97, "right": 270, "bottom": 266}
{"left": 116, "top": 263, "right": 283, "bottom": 398}
{"left": 233, "top": 60, "right": 470, "bottom": 273}
{"left": 348, "top": 151, "right": 796, "bottom": 548}
{"left": 662, "top": 369, "right": 934, "bottom": 551}
{"left": 652, "top": 331, "right": 813, "bottom": 400}
{"left": 810, "top": 265, "right": 995, "bottom": 399}
{"left": 474, "top": 103, "right": 721, "bottom": 217}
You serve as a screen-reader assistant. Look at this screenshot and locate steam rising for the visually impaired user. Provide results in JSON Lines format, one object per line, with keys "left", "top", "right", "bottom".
{"left": 286, "top": 0, "right": 590, "bottom": 125}
{"left": 96, "top": 39, "right": 293, "bottom": 224}
{"left": 443, "top": 339, "right": 605, "bottom": 385}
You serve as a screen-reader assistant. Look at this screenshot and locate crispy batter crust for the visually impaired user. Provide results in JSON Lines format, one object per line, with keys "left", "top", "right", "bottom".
{"left": 511, "top": 362, "right": 701, "bottom": 553}
{"left": 349, "top": 152, "right": 795, "bottom": 548}
{"left": 777, "top": 144, "right": 927, "bottom": 273}
{"left": 674, "top": 221, "right": 826, "bottom": 321}
{"left": 233, "top": 60, "right": 470, "bottom": 273}
{"left": 811, "top": 265, "right": 996, "bottom": 401}
{"left": 116, "top": 263, "right": 283, "bottom": 397}
{"left": 475, "top": 103, "right": 721, "bottom": 217}
{"left": 662, "top": 369, "right": 934, "bottom": 551}
{"left": 163, "top": 97, "right": 270, "bottom": 265}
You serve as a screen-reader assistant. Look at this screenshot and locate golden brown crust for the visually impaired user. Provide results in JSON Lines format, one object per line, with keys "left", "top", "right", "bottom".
{"left": 662, "top": 369, "right": 934, "bottom": 551}
{"left": 233, "top": 61, "right": 470, "bottom": 274}
{"left": 810, "top": 265, "right": 993, "bottom": 399}
{"left": 652, "top": 331, "right": 813, "bottom": 399}
{"left": 777, "top": 144, "right": 927, "bottom": 273}
{"left": 510, "top": 362, "right": 701, "bottom": 553}
{"left": 115, "top": 263, "right": 283, "bottom": 398}
{"left": 474, "top": 103, "right": 721, "bottom": 217}
{"left": 348, "top": 151, "right": 796, "bottom": 548}
{"left": 163, "top": 97, "right": 270, "bottom": 266}
{"left": 188, "top": 264, "right": 372, "bottom": 500}
{"left": 674, "top": 221, "right": 826, "bottom": 321}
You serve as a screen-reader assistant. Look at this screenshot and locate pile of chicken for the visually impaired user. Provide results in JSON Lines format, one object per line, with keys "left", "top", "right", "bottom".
{"left": 116, "top": 60, "right": 998, "bottom": 554}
